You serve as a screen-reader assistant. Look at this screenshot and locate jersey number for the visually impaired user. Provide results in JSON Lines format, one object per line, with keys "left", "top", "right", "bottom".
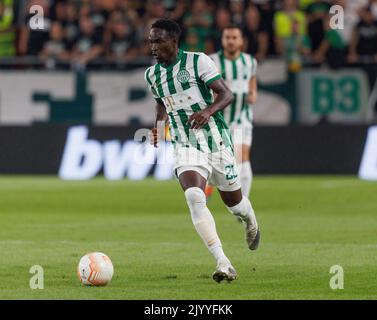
{"left": 225, "top": 165, "right": 238, "bottom": 180}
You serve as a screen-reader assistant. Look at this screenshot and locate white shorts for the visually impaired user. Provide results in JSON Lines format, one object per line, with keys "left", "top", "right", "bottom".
{"left": 174, "top": 146, "right": 241, "bottom": 192}
{"left": 229, "top": 121, "right": 253, "bottom": 147}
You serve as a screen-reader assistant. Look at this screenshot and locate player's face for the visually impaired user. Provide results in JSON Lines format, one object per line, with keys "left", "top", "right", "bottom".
{"left": 149, "top": 28, "right": 176, "bottom": 64}
{"left": 222, "top": 28, "right": 243, "bottom": 55}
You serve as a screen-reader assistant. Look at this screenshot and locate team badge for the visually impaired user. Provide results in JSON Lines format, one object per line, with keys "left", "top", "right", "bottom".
{"left": 177, "top": 69, "right": 190, "bottom": 84}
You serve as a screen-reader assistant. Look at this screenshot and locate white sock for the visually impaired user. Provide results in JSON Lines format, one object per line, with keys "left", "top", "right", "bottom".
{"left": 185, "top": 187, "right": 230, "bottom": 264}
{"left": 227, "top": 196, "right": 258, "bottom": 229}
{"left": 240, "top": 161, "right": 252, "bottom": 198}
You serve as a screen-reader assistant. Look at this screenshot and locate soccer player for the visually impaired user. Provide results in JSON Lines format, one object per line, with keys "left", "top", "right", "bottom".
{"left": 145, "top": 19, "right": 260, "bottom": 283}
{"left": 209, "top": 25, "right": 258, "bottom": 199}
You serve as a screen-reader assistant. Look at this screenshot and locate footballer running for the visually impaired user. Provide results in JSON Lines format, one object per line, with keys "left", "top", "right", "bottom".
{"left": 145, "top": 19, "right": 260, "bottom": 283}
{"left": 207, "top": 25, "right": 258, "bottom": 199}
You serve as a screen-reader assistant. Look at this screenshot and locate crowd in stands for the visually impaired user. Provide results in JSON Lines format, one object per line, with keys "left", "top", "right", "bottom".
{"left": 0, "top": 0, "right": 377, "bottom": 70}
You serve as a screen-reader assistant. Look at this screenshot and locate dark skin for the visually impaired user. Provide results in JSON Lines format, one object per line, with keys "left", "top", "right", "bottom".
{"left": 149, "top": 27, "right": 243, "bottom": 207}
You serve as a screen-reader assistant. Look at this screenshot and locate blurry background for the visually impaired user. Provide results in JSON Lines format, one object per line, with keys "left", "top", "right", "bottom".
{"left": 0, "top": 0, "right": 377, "bottom": 179}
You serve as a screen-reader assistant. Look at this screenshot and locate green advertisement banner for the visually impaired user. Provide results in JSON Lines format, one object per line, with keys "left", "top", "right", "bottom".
{"left": 297, "top": 69, "right": 372, "bottom": 124}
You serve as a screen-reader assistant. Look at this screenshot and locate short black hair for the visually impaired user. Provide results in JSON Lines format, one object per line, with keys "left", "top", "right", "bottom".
{"left": 222, "top": 24, "right": 243, "bottom": 36}
{"left": 151, "top": 19, "right": 182, "bottom": 41}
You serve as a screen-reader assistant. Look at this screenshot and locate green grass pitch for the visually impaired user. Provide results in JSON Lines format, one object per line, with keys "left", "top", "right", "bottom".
{"left": 0, "top": 176, "right": 376, "bottom": 300}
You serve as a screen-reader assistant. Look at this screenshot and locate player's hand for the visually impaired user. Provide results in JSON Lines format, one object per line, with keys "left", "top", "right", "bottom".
{"left": 187, "top": 109, "right": 211, "bottom": 129}
{"left": 149, "top": 127, "right": 159, "bottom": 147}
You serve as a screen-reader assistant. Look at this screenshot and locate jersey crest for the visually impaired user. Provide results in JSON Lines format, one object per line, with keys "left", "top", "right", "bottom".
{"left": 177, "top": 69, "right": 190, "bottom": 84}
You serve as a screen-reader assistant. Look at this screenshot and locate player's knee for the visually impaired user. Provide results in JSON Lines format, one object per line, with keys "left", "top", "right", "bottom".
{"left": 184, "top": 187, "right": 206, "bottom": 210}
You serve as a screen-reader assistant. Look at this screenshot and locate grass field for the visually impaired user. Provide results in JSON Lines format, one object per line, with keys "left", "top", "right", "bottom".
{"left": 0, "top": 176, "right": 376, "bottom": 300}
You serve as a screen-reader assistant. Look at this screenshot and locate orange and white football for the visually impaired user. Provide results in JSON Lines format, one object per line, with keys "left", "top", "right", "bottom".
{"left": 77, "top": 252, "right": 114, "bottom": 286}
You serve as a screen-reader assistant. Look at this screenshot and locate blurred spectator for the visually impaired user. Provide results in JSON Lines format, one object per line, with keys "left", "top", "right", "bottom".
{"left": 115, "top": 0, "right": 140, "bottom": 26}
{"left": 51, "top": 0, "right": 68, "bottom": 22}
{"left": 0, "top": 0, "right": 16, "bottom": 58}
{"left": 284, "top": 18, "right": 311, "bottom": 72}
{"left": 90, "top": 0, "right": 114, "bottom": 33}
{"left": 274, "top": 0, "right": 307, "bottom": 56}
{"left": 254, "top": 0, "right": 277, "bottom": 55}
{"left": 39, "top": 21, "right": 69, "bottom": 61}
{"left": 312, "top": 12, "right": 347, "bottom": 68}
{"left": 181, "top": 27, "right": 206, "bottom": 52}
{"left": 79, "top": 2, "right": 91, "bottom": 17}
{"left": 299, "top": 0, "right": 315, "bottom": 9}
{"left": 212, "top": 7, "right": 232, "bottom": 51}
{"left": 70, "top": 15, "right": 104, "bottom": 67}
{"left": 181, "top": 0, "right": 214, "bottom": 53}
{"left": 229, "top": 0, "right": 245, "bottom": 27}
{"left": 105, "top": 11, "right": 138, "bottom": 62}
{"left": 371, "top": 0, "right": 377, "bottom": 18}
{"left": 348, "top": 3, "right": 377, "bottom": 64}
{"left": 18, "top": 0, "right": 51, "bottom": 56}
{"left": 336, "top": 0, "right": 368, "bottom": 46}
{"left": 305, "top": 0, "right": 331, "bottom": 53}
{"left": 5, "top": 0, "right": 377, "bottom": 69}
{"left": 138, "top": 0, "right": 167, "bottom": 57}
{"left": 63, "top": 1, "right": 80, "bottom": 50}
{"left": 243, "top": 4, "right": 269, "bottom": 61}
{"left": 141, "top": 0, "right": 167, "bottom": 35}
{"left": 169, "top": 0, "right": 188, "bottom": 25}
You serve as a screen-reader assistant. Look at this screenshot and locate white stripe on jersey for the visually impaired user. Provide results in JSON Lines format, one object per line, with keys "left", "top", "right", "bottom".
{"left": 209, "top": 51, "right": 257, "bottom": 125}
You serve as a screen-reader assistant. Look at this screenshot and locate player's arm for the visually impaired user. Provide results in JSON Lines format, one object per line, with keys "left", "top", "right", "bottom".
{"left": 150, "top": 101, "right": 167, "bottom": 147}
{"left": 145, "top": 66, "right": 168, "bottom": 147}
{"left": 247, "top": 57, "right": 258, "bottom": 104}
{"left": 248, "top": 75, "right": 258, "bottom": 104}
{"left": 188, "top": 80, "right": 233, "bottom": 130}
{"left": 154, "top": 100, "right": 168, "bottom": 126}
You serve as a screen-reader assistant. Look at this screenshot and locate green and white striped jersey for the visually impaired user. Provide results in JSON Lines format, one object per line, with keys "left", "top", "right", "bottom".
{"left": 145, "top": 49, "right": 233, "bottom": 154}
{"left": 210, "top": 51, "right": 257, "bottom": 125}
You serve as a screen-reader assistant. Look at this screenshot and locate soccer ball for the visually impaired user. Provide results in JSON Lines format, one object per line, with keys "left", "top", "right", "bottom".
{"left": 77, "top": 252, "right": 114, "bottom": 286}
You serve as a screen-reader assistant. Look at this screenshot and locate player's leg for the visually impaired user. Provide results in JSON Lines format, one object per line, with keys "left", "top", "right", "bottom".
{"left": 177, "top": 168, "right": 236, "bottom": 281}
{"left": 232, "top": 124, "right": 253, "bottom": 198}
{"left": 218, "top": 187, "right": 260, "bottom": 250}
{"left": 239, "top": 143, "right": 252, "bottom": 198}
{"left": 239, "top": 123, "right": 253, "bottom": 197}
{"left": 210, "top": 145, "right": 260, "bottom": 250}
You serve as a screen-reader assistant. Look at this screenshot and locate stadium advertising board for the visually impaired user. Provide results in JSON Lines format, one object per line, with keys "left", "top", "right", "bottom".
{"left": 358, "top": 125, "right": 377, "bottom": 180}
{"left": 59, "top": 126, "right": 175, "bottom": 180}
{"left": 6, "top": 67, "right": 377, "bottom": 127}
{"left": 0, "top": 125, "right": 374, "bottom": 178}
{"left": 0, "top": 70, "right": 289, "bottom": 125}
{"left": 297, "top": 69, "right": 372, "bottom": 124}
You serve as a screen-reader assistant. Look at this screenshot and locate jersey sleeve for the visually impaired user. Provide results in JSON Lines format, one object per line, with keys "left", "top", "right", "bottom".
{"left": 144, "top": 67, "right": 163, "bottom": 104}
{"left": 198, "top": 53, "right": 222, "bottom": 86}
